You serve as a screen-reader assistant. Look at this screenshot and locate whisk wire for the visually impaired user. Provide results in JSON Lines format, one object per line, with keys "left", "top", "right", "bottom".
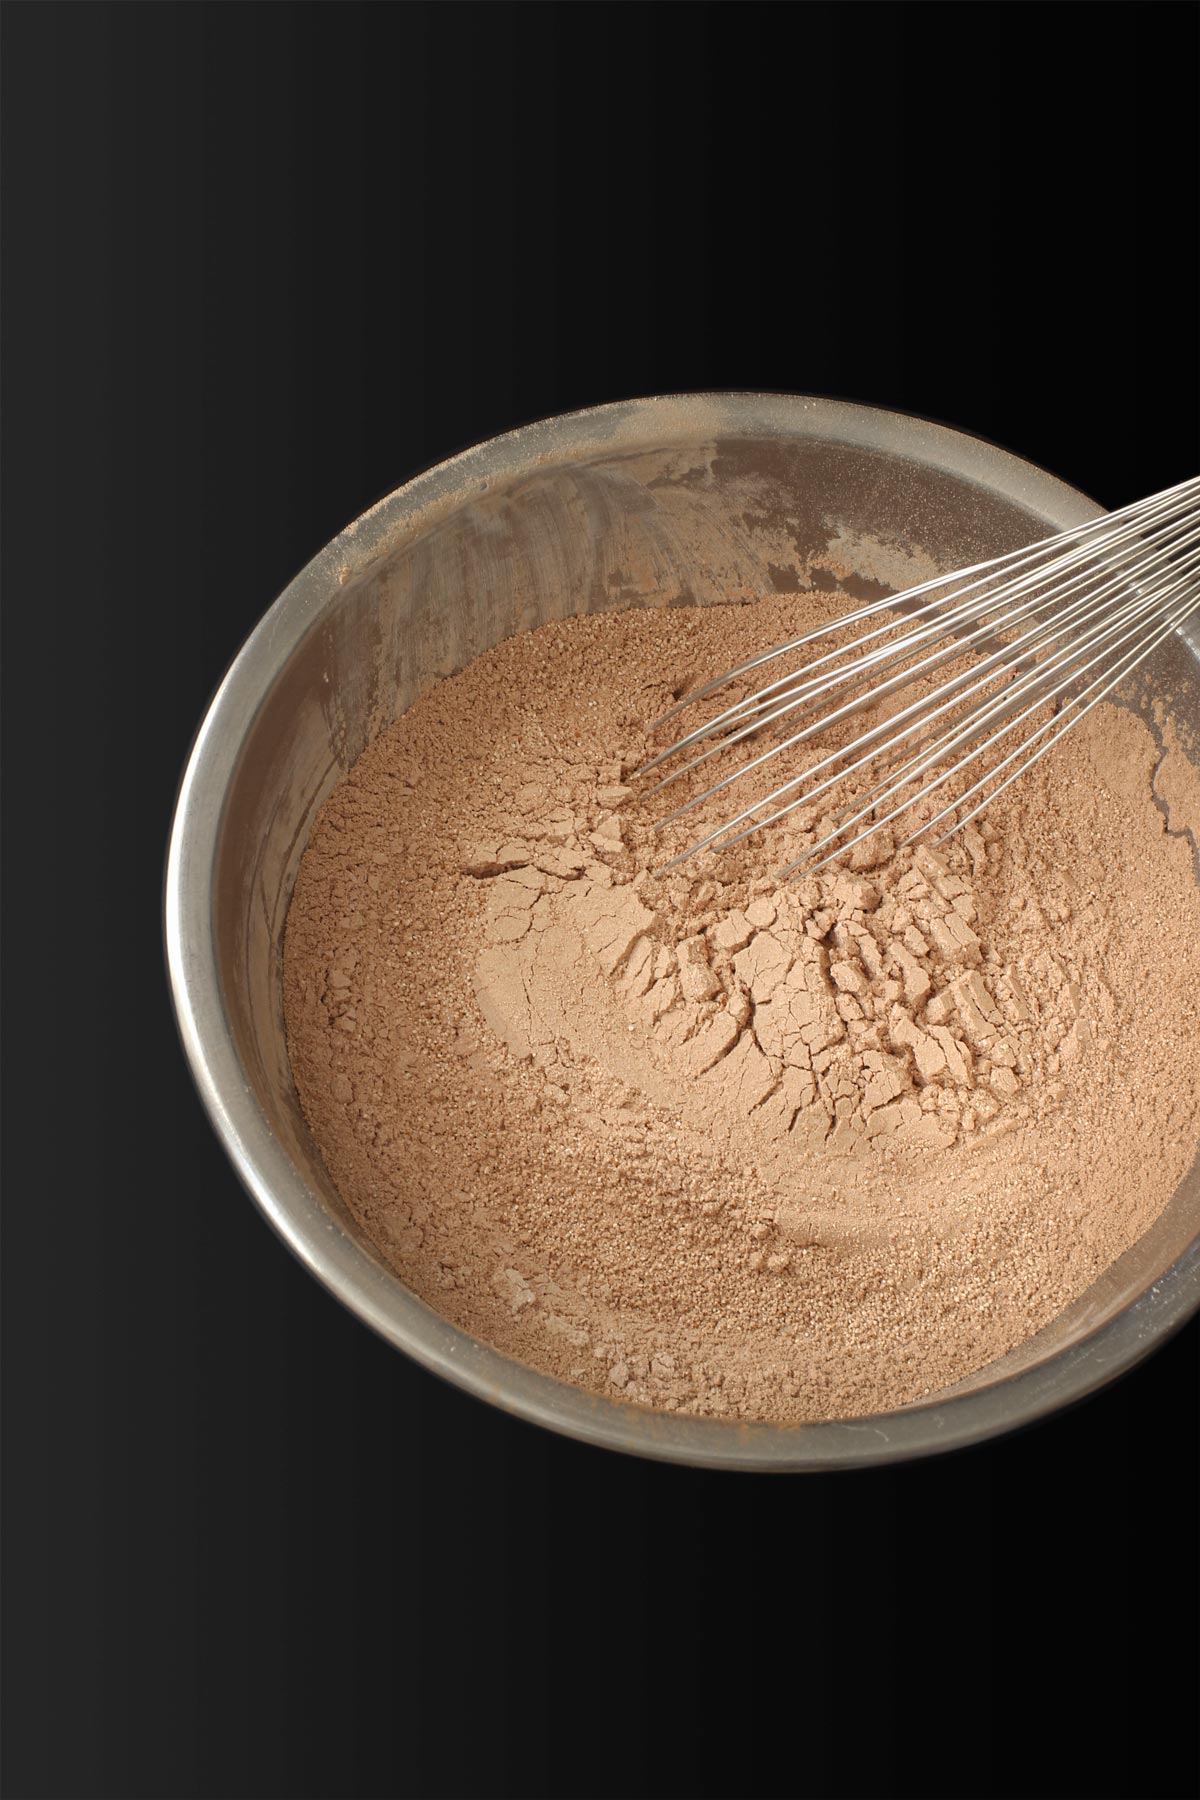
{"left": 690, "top": 562, "right": 1198, "bottom": 879}
{"left": 656, "top": 516, "right": 1200, "bottom": 854}
{"left": 641, "top": 477, "right": 1200, "bottom": 875}
{"left": 649, "top": 473, "right": 1200, "bottom": 737}
{"left": 779, "top": 562, "right": 1200, "bottom": 879}
{"left": 643, "top": 492, "right": 1200, "bottom": 803}
{"left": 918, "top": 591, "right": 1200, "bottom": 851}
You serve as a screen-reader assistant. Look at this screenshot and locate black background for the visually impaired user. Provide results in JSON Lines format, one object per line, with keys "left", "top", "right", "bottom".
{"left": 3, "top": 5, "right": 1198, "bottom": 1799}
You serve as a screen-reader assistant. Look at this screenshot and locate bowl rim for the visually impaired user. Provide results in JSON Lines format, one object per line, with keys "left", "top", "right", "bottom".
{"left": 164, "top": 391, "right": 1200, "bottom": 1470}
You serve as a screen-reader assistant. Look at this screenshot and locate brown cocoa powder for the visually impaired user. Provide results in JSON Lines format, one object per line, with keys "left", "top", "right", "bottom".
{"left": 282, "top": 590, "right": 1200, "bottom": 1421}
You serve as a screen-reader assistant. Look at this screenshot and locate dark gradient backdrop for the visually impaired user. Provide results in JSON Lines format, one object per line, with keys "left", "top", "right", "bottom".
{"left": 3, "top": 5, "right": 1198, "bottom": 1799}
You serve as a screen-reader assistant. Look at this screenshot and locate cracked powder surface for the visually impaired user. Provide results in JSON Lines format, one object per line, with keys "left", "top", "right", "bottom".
{"left": 283, "top": 589, "right": 1200, "bottom": 1421}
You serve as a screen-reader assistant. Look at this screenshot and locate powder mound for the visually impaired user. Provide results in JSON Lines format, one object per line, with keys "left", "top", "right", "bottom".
{"left": 283, "top": 588, "right": 1200, "bottom": 1424}
{"left": 464, "top": 831, "right": 1035, "bottom": 1160}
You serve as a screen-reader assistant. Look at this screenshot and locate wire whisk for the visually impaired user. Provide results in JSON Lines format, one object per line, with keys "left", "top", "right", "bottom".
{"left": 638, "top": 474, "right": 1200, "bottom": 877}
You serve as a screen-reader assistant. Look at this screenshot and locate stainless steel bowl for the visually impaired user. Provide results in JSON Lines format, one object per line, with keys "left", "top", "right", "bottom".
{"left": 165, "top": 394, "right": 1200, "bottom": 1469}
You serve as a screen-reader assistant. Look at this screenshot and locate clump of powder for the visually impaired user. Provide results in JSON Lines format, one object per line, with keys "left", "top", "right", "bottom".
{"left": 283, "top": 590, "right": 1200, "bottom": 1421}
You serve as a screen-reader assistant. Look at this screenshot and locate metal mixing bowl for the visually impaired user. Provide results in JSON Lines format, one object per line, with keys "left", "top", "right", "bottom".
{"left": 165, "top": 394, "right": 1200, "bottom": 1469}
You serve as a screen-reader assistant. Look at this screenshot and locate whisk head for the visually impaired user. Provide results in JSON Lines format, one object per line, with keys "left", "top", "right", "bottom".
{"left": 637, "top": 474, "right": 1200, "bottom": 876}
